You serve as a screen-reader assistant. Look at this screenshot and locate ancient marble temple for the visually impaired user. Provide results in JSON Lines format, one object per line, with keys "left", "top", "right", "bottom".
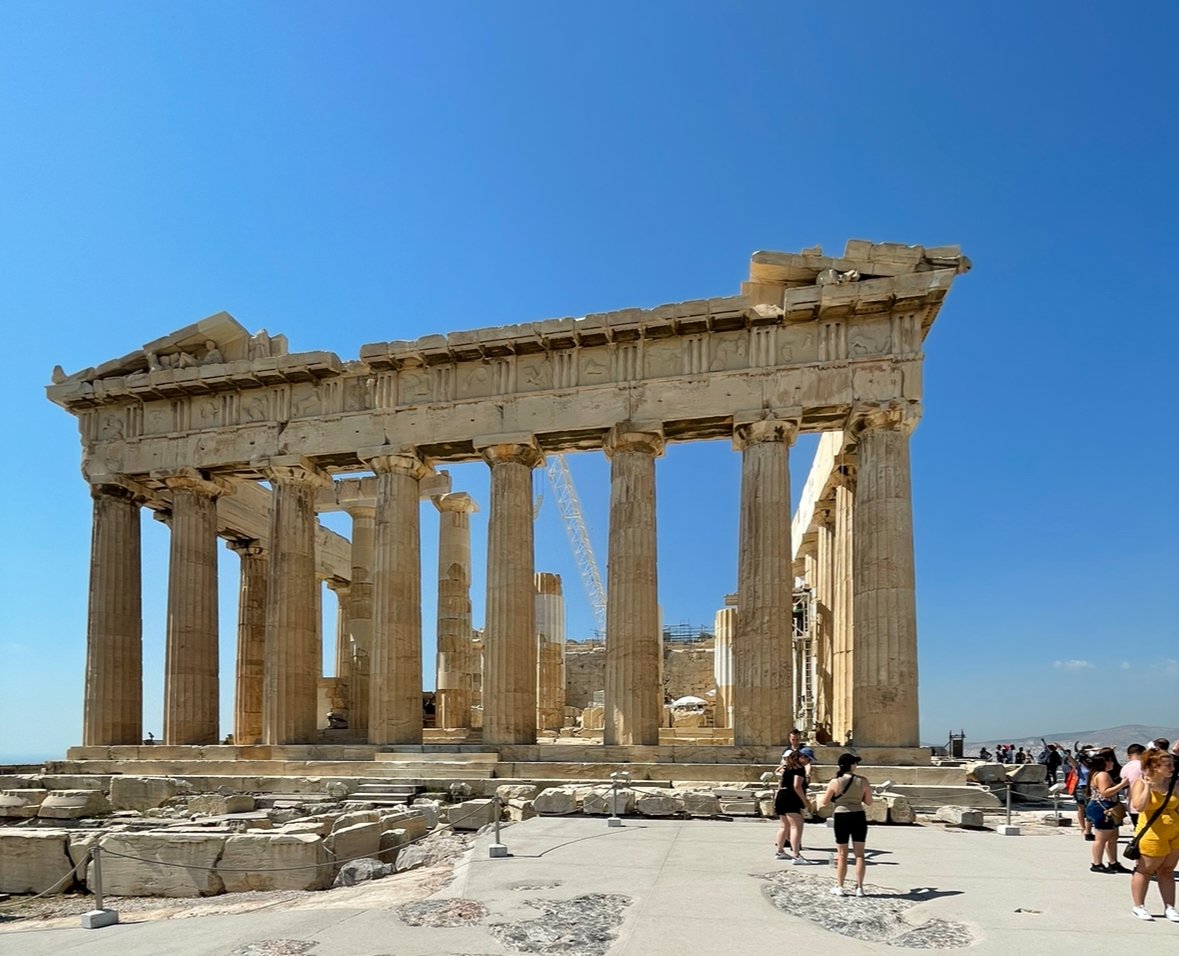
{"left": 47, "top": 241, "right": 969, "bottom": 751}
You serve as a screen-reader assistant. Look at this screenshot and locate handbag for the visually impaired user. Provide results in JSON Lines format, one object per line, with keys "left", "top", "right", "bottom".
{"left": 1064, "top": 767, "right": 1079, "bottom": 796}
{"left": 1124, "top": 773, "right": 1177, "bottom": 861}
{"left": 1103, "top": 802, "right": 1127, "bottom": 826}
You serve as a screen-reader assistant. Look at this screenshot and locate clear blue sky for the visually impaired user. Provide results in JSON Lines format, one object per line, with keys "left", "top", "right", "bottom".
{"left": 2, "top": 4, "right": 1175, "bottom": 761}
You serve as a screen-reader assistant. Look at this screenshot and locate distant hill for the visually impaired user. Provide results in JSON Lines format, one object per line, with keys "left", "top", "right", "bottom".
{"left": 943, "top": 724, "right": 1179, "bottom": 758}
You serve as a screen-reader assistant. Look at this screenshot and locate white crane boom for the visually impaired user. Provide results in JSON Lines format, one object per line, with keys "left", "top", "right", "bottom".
{"left": 545, "top": 454, "right": 607, "bottom": 635}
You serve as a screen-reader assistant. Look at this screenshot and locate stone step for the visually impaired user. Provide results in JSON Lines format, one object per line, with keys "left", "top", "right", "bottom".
{"left": 888, "top": 785, "right": 1003, "bottom": 810}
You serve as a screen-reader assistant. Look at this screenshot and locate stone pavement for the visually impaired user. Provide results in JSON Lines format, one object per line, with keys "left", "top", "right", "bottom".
{"left": 1, "top": 816, "right": 1175, "bottom": 955}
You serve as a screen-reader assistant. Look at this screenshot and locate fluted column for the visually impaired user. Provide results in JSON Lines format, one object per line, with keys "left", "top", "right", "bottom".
{"left": 832, "top": 469, "right": 855, "bottom": 744}
{"left": 603, "top": 424, "right": 664, "bottom": 746}
{"left": 813, "top": 502, "right": 835, "bottom": 740}
{"left": 732, "top": 418, "right": 798, "bottom": 746}
{"left": 326, "top": 577, "right": 352, "bottom": 721}
{"left": 159, "top": 469, "right": 230, "bottom": 745}
{"left": 83, "top": 480, "right": 144, "bottom": 746}
{"left": 535, "top": 572, "right": 566, "bottom": 732}
{"left": 363, "top": 446, "right": 431, "bottom": 745}
{"left": 712, "top": 605, "right": 736, "bottom": 730}
{"left": 850, "top": 402, "right": 921, "bottom": 747}
{"left": 229, "top": 540, "right": 267, "bottom": 745}
{"left": 346, "top": 506, "right": 375, "bottom": 735}
{"left": 433, "top": 492, "right": 477, "bottom": 730}
{"left": 260, "top": 457, "right": 329, "bottom": 745}
{"left": 478, "top": 436, "right": 543, "bottom": 745}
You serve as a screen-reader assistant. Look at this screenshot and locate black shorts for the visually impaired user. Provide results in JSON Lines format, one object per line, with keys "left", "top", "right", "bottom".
{"left": 833, "top": 810, "right": 868, "bottom": 845}
{"left": 775, "top": 788, "right": 805, "bottom": 816}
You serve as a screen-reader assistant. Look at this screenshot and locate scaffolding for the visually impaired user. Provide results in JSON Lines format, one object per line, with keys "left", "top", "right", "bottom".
{"left": 791, "top": 584, "right": 817, "bottom": 739}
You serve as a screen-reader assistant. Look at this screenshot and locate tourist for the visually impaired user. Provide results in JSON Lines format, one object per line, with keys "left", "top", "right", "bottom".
{"left": 1085, "top": 752, "right": 1131, "bottom": 874}
{"left": 1128, "top": 749, "right": 1179, "bottom": 922}
{"left": 1122, "top": 744, "right": 1146, "bottom": 829}
{"left": 1061, "top": 747, "right": 1094, "bottom": 838}
{"left": 1015, "top": 747, "right": 1027, "bottom": 764}
{"left": 821, "top": 752, "right": 873, "bottom": 897}
{"left": 978, "top": 746, "right": 993, "bottom": 761}
{"left": 774, "top": 751, "right": 814, "bottom": 865}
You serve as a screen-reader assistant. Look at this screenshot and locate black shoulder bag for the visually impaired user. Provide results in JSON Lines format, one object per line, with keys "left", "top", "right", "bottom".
{"left": 1124, "top": 773, "right": 1177, "bottom": 861}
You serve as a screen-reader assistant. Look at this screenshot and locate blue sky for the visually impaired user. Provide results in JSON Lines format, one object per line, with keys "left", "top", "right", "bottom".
{"left": 1, "top": 4, "right": 1175, "bottom": 761}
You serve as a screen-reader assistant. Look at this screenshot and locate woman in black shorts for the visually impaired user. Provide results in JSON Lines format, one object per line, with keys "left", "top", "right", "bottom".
{"left": 821, "top": 752, "right": 874, "bottom": 897}
{"left": 774, "top": 751, "right": 814, "bottom": 863}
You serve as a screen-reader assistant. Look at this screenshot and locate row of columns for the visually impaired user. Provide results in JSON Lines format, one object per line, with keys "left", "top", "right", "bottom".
{"left": 82, "top": 405, "right": 920, "bottom": 750}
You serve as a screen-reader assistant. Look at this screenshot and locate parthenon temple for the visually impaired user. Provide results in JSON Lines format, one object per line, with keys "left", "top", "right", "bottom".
{"left": 47, "top": 240, "right": 970, "bottom": 764}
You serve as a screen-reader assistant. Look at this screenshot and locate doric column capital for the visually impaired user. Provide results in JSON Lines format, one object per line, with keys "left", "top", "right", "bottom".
{"left": 433, "top": 491, "right": 479, "bottom": 515}
{"left": 154, "top": 468, "right": 233, "bottom": 498}
{"left": 847, "top": 401, "right": 921, "bottom": 438}
{"left": 251, "top": 455, "right": 332, "bottom": 488}
{"left": 732, "top": 417, "right": 800, "bottom": 451}
{"left": 475, "top": 433, "right": 544, "bottom": 469}
{"left": 227, "top": 538, "right": 266, "bottom": 558}
{"left": 812, "top": 499, "right": 836, "bottom": 528}
{"left": 604, "top": 422, "right": 665, "bottom": 458}
{"left": 88, "top": 475, "right": 150, "bottom": 504}
{"left": 359, "top": 445, "right": 432, "bottom": 480}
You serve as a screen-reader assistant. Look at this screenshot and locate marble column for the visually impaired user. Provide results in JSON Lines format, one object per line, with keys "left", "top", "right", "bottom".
{"left": 813, "top": 503, "right": 835, "bottom": 741}
{"left": 83, "top": 480, "right": 144, "bottom": 746}
{"left": 478, "top": 436, "right": 543, "bottom": 745}
{"left": 229, "top": 540, "right": 267, "bottom": 746}
{"left": 712, "top": 605, "right": 737, "bottom": 731}
{"left": 831, "top": 469, "right": 855, "bottom": 745}
{"left": 326, "top": 577, "right": 352, "bottom": 720}
{"left": 363, "top": 447, "right": 431, "bottom": 745}
{"left": 603, "top": 424, "right": 664, "bottom": 747}
{"left": 160, "top": 469, "right": 229, "bottom": 745}
{"left": 535, "top": 572, "right": 566, "bottom": 733}
{"left": 732, "top": 418, "right": 798, "bottom": 747}
{"left": 261, "top": 457, "right": 329, "bottom": 745}
{"left": 850, "top": 402, "right": 921, "bottom": 747}
{"left": 346, "top": 506, "right": 375, "bottom": 735}
{"left": 433, "top": 492, "right": 477, "bottom": 730}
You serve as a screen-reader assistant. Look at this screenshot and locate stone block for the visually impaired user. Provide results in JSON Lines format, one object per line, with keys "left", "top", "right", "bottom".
{"left": 865, "top": 800, "right": 889, "bottom": 823}
{"left": 409, "top": 800, "right": 440, "bottom": 829}
{"left": 965, "top": 762, "right": 1008, "bottom": 784}
{"left": 333, "top": 858, "right": 391, "bottom": 887}
{"left": 533, "top": 788, "right": 578, "bottom": 815}
{"left": 1005, "top": 764, "right": 1046, "bottom": 784}
{"left": 886, "top": 796, "right": 915, "bottom": 824}
{"left": 380, "top": 809, "right": 428, "bottom": 841}
{"left": 218, "top": 833, "right": 331, "bottom": 892}
{"left": 682, "top": 792, "right": 721, "bottom": 817}
{"left": 331, "top": 810, "right": 381, "bottom": 832}
{"left": 97, "top": 832, "right": 226, "bottom": 897}
{"left": 378, "top": 827, "right": 409, "bottom": 864}
{"left": 719, "top": 799, "right": 759, "bottom": 816}
{"left": 447, "top": 798, "right": 499, "bottom": 830}
{"left": 188, "top": 793, "right": 255, "bottom": 816}
{"left": 507, "top": 798, "right": 536, "bottom": 821}
{"left": 496, "top": 784, "right": 540, "bottom": 802}
{"left": 934, "top": 806, "right": 985, "bottom": 828}
{"left": 0, "top": 788, "right": 48, "bottom": 818}
{"left": 583, "top": 789, "right": 635, "bottom": 816}
{"left": 327, "top": 821, "right": 382, "bottom": 863}
{"left": 635, "top": 794, "right": 682, "bottom": 817}
{"left": 0, "top": 828, "right": 76, "bottom": 894}
{"left": 109, "top": 776, "right": 185, "bottom": 811}
{"left": 38, "top": 789, "right": 111, "bottom": 819}
{"left": 280, "top": 820, "right": 331, "bottom": 837}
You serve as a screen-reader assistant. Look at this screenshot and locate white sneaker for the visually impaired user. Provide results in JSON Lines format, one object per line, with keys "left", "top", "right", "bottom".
{"left": 1165, "top": 906, "right": 1179, "bottom": 923}
{"left": 830, "top": 885, "right": 846, "bottom": 897}
{"left": 775, "top": 850, "right": 789, "bottom": 860}
{"left": 1131, "top": 906, "right": 1154, "bottom": 921}
{"left": 855, "top": 886, "right": 866, "bottom": 897}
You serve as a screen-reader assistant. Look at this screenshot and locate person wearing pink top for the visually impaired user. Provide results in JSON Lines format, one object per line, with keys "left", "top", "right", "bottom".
{"left": 1122, "top": 744, "right": 1146, "bottom": 828}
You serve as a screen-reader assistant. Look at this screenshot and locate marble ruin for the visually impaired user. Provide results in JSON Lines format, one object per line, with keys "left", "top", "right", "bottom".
{"left": 46, "top": 240, "right": 970, "bottom": 755}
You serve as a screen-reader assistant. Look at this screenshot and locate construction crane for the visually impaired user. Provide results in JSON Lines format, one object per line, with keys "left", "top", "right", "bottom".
{"left": 544, "top": 454, "right": 607, "bottom": 636}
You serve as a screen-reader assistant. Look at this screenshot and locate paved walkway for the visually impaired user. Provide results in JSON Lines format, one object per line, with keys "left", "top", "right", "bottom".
{"left": 1, "top": 816, "right": 1175, "bottom": 955}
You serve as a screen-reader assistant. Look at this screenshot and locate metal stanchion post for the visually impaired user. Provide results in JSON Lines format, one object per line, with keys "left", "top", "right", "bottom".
{"left": 997, "top": 780, "right": 1021, "bottom": 836}
{"left": 488, "top": 794, "right": 509, "bottom": 858}
{"left": 607, "top": 771, "right": 629, "bottom": 827}
{"left": 81, "top": 845, "right": 119, "bottom": 929}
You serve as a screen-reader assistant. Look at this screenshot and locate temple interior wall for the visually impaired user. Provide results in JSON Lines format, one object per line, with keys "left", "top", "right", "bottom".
{"left": 564, "top": 641, "right": 717, "bottom": 710}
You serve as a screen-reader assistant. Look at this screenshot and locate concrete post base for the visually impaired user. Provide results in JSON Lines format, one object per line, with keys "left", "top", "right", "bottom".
{"left": 81, "top": 908, "right": 119, "bottom": 929}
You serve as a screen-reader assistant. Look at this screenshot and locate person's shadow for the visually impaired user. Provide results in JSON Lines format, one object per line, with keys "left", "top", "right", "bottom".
{"left": 876, "top": 886, "right": 964, "bottom": 902}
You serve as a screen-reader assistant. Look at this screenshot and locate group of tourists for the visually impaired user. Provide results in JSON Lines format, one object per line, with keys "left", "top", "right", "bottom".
{"left": 771, "top": 731, "right": 1178, "bottom": 921}
{"left": 772, "top": 729, "right": 873, "bottom": 897}
{"left": 1065, "top": 737, "right": 1179, "bottom": 922}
